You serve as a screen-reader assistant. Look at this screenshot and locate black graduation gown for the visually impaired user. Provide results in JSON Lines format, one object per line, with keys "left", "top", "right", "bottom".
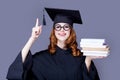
{"left": 7, "top": 46, "right": 100, "bottom": 80}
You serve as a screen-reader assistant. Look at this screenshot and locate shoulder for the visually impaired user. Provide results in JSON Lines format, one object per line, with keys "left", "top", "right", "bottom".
{"left": 32, "top": 49, "right": 53, "bottom": 65}
{"left": 74, "top": 55, "right": 86, "bottom": 63}
{"left": 33, "top": 49, "right": 50, "bottom": 59}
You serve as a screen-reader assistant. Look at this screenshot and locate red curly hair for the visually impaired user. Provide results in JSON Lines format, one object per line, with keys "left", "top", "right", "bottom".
{"left": 48, "top": 27, "right": 82, "bottom": 56}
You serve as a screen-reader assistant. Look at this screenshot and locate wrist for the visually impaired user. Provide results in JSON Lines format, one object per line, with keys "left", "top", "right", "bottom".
{"left": 85, "top": 56, "right": 92, "bottom": 62}
{"left": 29, "top": 36, "right": 36, "bottom": 43}
{"left": 85, "top": 57, "right": 92, "bottom": 71}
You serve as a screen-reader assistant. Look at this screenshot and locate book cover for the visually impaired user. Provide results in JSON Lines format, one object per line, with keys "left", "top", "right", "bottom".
{"left": 80, "top": 38, "right": 105, "bottom": 43}
{"left": 83, "top": 52, "right": 109, "bottom": 57}
{"left": 80, "top": 44, "right": 108, "bottom": 48}
{"left": 81, "top": 50, "right": 109, "bottom": 53}
{"left": 81, "top": 47, "right": 109, "bottom": 51}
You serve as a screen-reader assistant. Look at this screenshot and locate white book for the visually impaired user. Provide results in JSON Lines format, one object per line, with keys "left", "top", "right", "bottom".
{"left": 81, "top": 47, "right": 109, "bottom": 51}
{"left": 80, "top": 44, "right": 108, "bottom": 48}
{"left": 81, "top": 50, "right": 109, "bottom": 53}
{"left": 80, "top": 42, "right": 105, "bottom": 46}
{"left": 80, "top": 38, "right": 105, "bottom": 43}
{"left": 83, "top": 52, "right": 109, "bottom": 57}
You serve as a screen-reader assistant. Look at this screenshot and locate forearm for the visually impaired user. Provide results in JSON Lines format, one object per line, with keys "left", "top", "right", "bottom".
{"left": 85, "top": 57, "right": 92, "bottom": 72}
{"left": 22, "top": 37, "right": 35, "bottom": 62}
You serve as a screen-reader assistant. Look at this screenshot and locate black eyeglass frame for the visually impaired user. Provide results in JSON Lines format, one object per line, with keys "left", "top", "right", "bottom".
{"left": 54, "top": 24, "right": 72, "bottom": 31}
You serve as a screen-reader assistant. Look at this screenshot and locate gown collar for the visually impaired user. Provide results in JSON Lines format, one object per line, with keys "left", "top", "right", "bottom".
{"left": 56, "top": 46, "right": 72, "bottom": 55}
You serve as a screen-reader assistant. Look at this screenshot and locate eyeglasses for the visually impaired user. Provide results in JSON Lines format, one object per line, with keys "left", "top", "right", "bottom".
{"left": 54, "top": 24, "right": 71, "bottom": 31}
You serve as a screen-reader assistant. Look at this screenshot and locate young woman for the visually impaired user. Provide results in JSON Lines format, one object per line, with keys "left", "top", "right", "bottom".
{"left": 7, "top": 8, "right": 106, "bottom": 80}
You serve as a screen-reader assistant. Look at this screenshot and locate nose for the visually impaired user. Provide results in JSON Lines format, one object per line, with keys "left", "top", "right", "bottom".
{"left": 60, "top": 27, "right": 65, "bottom": 32}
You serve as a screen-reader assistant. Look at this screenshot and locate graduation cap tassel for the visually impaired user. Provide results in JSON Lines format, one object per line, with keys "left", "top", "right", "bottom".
{"left": 43, "top": 9, "right": 46, "bottom": 26}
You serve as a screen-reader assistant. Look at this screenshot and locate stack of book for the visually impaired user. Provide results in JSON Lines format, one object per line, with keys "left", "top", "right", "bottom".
{"left": 80, "top": 38, "right": 109, "bottom": 57}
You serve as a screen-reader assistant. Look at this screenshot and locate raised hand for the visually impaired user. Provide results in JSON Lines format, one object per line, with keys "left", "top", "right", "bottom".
{"left": 22, "top": 18, "right": 42, "bottom": 62}
{"left": 31, "top": 18, "right": 42, "bottom": 40}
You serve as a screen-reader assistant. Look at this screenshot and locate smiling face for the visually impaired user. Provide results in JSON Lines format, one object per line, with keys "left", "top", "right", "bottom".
{"left": 54, "top": 23, "right": 71, "bottom": 43}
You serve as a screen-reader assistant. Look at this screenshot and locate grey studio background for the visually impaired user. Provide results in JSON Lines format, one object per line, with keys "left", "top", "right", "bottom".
{"left": 0, "top": 0, "right": 120, "bottom": 80}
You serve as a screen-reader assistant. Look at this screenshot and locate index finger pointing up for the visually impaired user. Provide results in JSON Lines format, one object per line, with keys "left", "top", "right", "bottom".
{"left": 35, "top": 18, "right": 39, "bottom": 27}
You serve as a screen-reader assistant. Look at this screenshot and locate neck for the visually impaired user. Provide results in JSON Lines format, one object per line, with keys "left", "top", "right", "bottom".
{"left": 57, "top": 40, "right": 66, "bottom": 49}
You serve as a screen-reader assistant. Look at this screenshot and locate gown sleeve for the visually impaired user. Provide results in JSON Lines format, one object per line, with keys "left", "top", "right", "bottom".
{"left": 82, "top": 57, "right": 100, "bottom": 80}
{"left": 6, "top": 51, "right": 45, "bottom": 80}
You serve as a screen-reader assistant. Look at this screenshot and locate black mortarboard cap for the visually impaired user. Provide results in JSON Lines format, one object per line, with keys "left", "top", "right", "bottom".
{"left": 45, "top": 7, "right": 83, "bottom": 26}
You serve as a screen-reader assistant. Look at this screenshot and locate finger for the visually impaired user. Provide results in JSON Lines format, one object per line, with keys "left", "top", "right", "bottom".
{"left": 35, "top": 18, "right": 39, "bottom": 27}
{"left": 40, "top": 25, "right": 43, "bottom": 29}
{"left": 38, "top": 25, "right": 42, "bottom": 33}
{"left": 32, "top": 28, "right": 38, "bottom": 34}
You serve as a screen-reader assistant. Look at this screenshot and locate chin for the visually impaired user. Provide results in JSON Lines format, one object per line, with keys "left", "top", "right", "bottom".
{"left": 57, "top": 38, "right": 67, "bottom": 42}
{"left": 58, "top": 39, "right": 66, "bottom": 42}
